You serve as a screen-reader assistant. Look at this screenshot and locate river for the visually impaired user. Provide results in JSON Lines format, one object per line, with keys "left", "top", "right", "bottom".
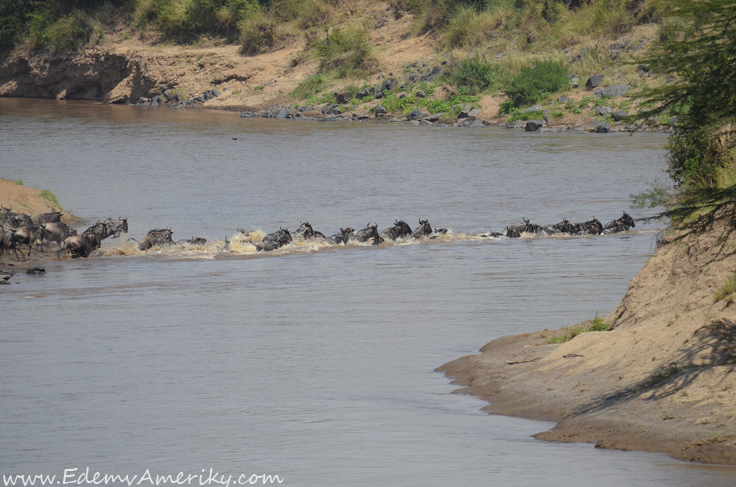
{"left": 1, "top": 98, "right": 735, "bottom": 486}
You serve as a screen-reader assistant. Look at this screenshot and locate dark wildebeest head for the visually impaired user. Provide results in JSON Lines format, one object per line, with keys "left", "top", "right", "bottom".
{"left": 32, "top": 211, "right": 63, "bottom": 226}
{"left": 380, "top": 220, "right": 413, "bottom": 240}
{"left": 353, "top": 223, "right": 379, "bottom": 243}
{"left": 58, "top": 235, "right": 101, "bottom": 259}
{"left": 137, "top": 228, "right": 174, "bottom": 251}
{"left": 412, "top": 219, "right": 433, "bottom": 239}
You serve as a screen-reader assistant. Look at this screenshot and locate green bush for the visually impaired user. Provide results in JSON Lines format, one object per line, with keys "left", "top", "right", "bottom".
{"left": 450, "top": 57, "right": 504, "bottom": 95}
{"left": 314, "top": 24, "right": 372, "bottom": 77}
{"left": 505, "top": 59, "right": 569, "bottom": 108}
{"left": 239, "top": 8, "right": 278, "bottom": 55}
{"left": 290, "top": 74, "right": 327, "bottom": 100}
{"left": 134, "top": 0, "right": 254, "bottom": 39}
{"left": 26, "top": 11, "right": 94, "bottom": 52}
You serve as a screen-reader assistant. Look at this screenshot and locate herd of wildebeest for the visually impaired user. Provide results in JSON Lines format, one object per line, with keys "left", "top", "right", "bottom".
{"left": 0, "top": 203, "right": 638, "bottom": 262}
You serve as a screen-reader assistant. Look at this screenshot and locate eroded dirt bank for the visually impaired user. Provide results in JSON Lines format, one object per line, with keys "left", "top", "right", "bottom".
{"left": 439, "top": 207, "right": 736, "bottom": 465}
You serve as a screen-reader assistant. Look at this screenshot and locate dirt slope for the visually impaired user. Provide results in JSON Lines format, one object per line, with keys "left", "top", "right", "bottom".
{"left": 439, "top": 206, "right": 736, "bottom": 465}
{"left": 0, "top": 179, "right": 78, "bottom": 224}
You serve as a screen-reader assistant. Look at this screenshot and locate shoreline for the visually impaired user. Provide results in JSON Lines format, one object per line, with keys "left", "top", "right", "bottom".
{"left": 438, "top": 208, "right": 736, "bottom": 465}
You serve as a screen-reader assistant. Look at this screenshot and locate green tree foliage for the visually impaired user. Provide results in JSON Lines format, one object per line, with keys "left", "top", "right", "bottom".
{"left": 635, "top": 0, "right": 736, "bottom": 232}
{"left": 449, "top": 56, "right": 504, "bottom": 95}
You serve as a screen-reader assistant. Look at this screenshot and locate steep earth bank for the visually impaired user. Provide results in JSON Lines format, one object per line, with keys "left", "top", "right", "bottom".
{"left": 439, "top": 207, "right": 736, "bottom": 464}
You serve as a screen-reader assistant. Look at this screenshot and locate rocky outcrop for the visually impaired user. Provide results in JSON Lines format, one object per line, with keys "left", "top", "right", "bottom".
{"left": 0, "top": 46, "right": 245, "bottom": 104}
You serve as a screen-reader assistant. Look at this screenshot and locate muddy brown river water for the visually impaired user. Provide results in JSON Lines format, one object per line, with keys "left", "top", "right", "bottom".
{"left": 2, "top": 98, "right": 736, "bottom": 486}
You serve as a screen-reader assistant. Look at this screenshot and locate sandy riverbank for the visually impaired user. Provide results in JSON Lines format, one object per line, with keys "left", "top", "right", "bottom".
{"left": 438, "top": 206, "right": 736, "bottom": 465}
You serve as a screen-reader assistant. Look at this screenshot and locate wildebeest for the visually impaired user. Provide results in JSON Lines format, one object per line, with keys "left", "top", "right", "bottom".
{"left": 39, "top": 222, "right": 77, "bottom": 250}
{"left": 58, "top": 235, "right": 101, "bottom": 259}
{"left": 136, "top": 229, "right": 174, "bottom": 251}
{"left": 7, "top": 224, "right": 42, "bottom": 259}
{"left": 507, "top": 218, "right": 543, "bottom": 235}
{"left": 256, "top": 228, "right": 292, "bottom": 251}
{"left": 32, "top": 211, "right": 63, "bottom": 226}
{"left": 352, "top": 223, "right": 380, "bottom": 243}
{"left": 0, "top": 205, "right": 13, "bottom": 225}
{"left": 505, "top": 227, "right": 522, "bottom": 238}
{"left": 0, "top": 227, "right": 14, "bottom": 258}
{"left": 412, "top": 219, "right": 433, "bottom": 239}
{"left": 380, "top": 220, "right": 412, "bottom": 240}
{"left": 573, "top": 218, "right": 604, "bottom": 235}
{"left": 294, "top": 222, "right": 326, "bottom": 240}
{"left": 603, "top": 212, "right": 636, "bottom": 234}
{"left": 372, "top": 235, "right": 384, "bottom": 245}
{"left": 83, "top": 218, "right": 128, "bottom": 240}
{"left": 326, "top": 227, "right": 354, "bottom": 245}
{"left": 178, "top": 236, "right": 207, "bottom": 245}
{"left": 8, "top": 212, "right": 33, "bottom": 229}
{"left": 104, "top": 218, "right": 128, "bottom": 238}
{"left": 543, "top": 219, "right": 575, "bottom": 235}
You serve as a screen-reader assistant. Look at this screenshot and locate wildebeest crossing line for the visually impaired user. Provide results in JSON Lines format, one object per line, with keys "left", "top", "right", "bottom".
{"left": 0, "top": 210, "right": 638, "bottom": 261}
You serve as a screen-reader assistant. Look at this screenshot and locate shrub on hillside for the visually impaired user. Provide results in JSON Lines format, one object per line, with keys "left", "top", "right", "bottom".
{"left": 239, "top": 8, "right": 279, "bottom": 55}
{"left": 450, "top": 57, "right": 504, "bottom": 95}
{"left": 314, "top": 24, "right": 372, "bottom": 76}
{"left": 505, "top": 59, "right": 568, "bottom": 108}
{"left": 290, "top": 74, "right": 327, "bottom": 100}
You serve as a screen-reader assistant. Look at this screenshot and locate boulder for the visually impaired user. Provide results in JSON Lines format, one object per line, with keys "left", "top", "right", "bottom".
{"left": 611, "top": 111, "right": 629, "bottom": 122}
{"left": 468, "top": 108, "right": 481, "bottom": 118}
{"left": 520, "top": 105, "right": 542, "bottom": 114}
{"left": 416, "top": 90, "right": 426, "bottom": 98}
{"left": 558, "top": 96, "right": 570, "bottom": 103}
{"left": 421, "top": 65, "right": 442, "bottom": 83}
{"left": 508, "top": 120, "right": 526, "bottom": 129}
{"left": 596, "top": 106, "right": 612, "bottom": 116}
{"left": 381, "top": 79, "right": 396, "bottom": 93}
{"left": 407, "top": 109, "right": 427, "bottom": 120}
{"left": 571, "top": 77, "right": 580, "bottom": 88}
{"left": 374, "top": 104, "right": 388, "bottom": 116}
{"left": 602, "top": 84, "right": 630, "bottom": 97}
{"left": 373, "top": 87, "right": 383, "bottom": 99}
{"left": 586, "top": 74, "right": 605, "bottom": 89}
{"left": 596, "top": 123, "right": 611, "bottom": 133}
{"left": 428, "top": 113, "right": 444, "bottom": 122}
{"left": 525, "top": 120, "right": 545, "bottom": 131}
{"left": 457, "top": 104, "right": 473, "bottom": 119}
{"left": 274, "top": 108, "right": 292, "bottom": 119}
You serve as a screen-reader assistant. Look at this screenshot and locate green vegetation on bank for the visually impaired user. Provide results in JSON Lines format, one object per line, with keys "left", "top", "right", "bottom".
{"left": 631, "top": 0, "right": 736, "bottom": 236}
{"left": 544, "top": 311, "right": 611, "bottom": 344}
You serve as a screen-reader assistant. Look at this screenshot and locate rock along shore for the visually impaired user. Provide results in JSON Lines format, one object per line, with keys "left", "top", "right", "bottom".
{"left": 438, "top": 206, "right": 736, "bottom": 465}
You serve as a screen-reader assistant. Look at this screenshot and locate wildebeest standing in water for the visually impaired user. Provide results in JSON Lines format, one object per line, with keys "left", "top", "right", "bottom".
{"left": 573, "top": 217, "right": 604, "bottom": 235}
{"left": 507, "top": 218, "right": 543, "bottom": 235}
{"left": 412, "top": 219, "right": 433, "bottom": 239}
{"left": 543, "top": 219, "right": 575, "bottom": 235}
{"left": 58, "top": 235, "right": 101, "bottom": 259}
{"left": 326, "top": 228, "right": 354, "bottom": 245}
{"left": 380, "top": 220, "right": 413, "bottom": 240}
{"left": 294, "top": 222, "right": 326, "bottom": 240}
{"left": 603, "top": 212, "right": 636, "bottom": 234}
{"left": 352, "top": 223, "right": 379, "bottom": 243}
{"left": 136, "top": 229, "right": 174, "bottom": 251}
{"left": 256, "top": 228, "right": 292, "bottom": 251}
{"left": 178, "top": 236, "right": 207, "bottom": 246}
